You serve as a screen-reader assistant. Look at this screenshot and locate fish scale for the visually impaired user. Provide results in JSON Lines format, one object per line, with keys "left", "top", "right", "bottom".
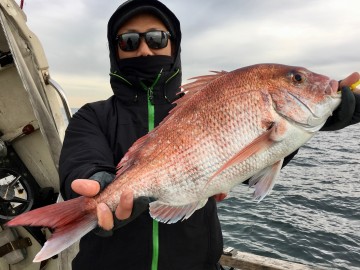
{"left": 7, "top": 63, "right": 341, "bottom": 262}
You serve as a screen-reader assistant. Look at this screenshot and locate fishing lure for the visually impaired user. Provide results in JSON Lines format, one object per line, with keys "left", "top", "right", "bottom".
{"left": 338, "top": 80, "right": 360, "bottom": 93}
{"left": 350, "top": 80, "right": 360, "bottom": 90}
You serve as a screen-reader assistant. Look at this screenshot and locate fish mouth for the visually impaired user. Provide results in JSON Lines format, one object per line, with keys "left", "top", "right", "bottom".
{"left": 329, "top": 79, "right": 339, "bottom": 95}
{"left": 283, "top": 80, "right": 341, "bottom": 131}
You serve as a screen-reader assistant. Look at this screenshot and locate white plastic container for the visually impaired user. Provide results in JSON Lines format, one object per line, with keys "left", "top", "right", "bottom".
{"left": 0, "top": 227, "right": 26, "bottom": 264}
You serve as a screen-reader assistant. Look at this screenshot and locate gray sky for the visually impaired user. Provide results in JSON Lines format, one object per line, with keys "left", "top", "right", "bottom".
{"left": 21, "top": 0, "right": 360, "bottom": 107}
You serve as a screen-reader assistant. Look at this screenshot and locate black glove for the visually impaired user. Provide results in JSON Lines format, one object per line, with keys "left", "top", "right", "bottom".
{"left": 321, "top": 86, "right": 360, "bottom": 131}
{"left": 89, "top": 171, "right": 115, "bottom": 190}
{"left": 92, "top": 195, "right": 152, "bottom": 237}
{"left": 89, "top": 171, "right": 151, "bottom": 237}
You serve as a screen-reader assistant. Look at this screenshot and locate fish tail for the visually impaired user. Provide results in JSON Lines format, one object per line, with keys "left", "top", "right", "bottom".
{"left": 6, "top": 196, "right": 97, "bottom": 262}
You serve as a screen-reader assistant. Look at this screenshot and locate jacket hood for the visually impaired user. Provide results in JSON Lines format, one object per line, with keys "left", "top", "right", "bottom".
{"left": 107, "top": 0, "right": 182, "bottom": 103}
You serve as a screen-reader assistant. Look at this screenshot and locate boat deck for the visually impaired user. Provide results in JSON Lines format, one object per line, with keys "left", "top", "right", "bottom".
{"left": 220, "top": 247, "right": 321, "bottom": 270}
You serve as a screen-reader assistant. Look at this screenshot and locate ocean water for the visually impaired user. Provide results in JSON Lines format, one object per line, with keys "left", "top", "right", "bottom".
{"left": 217, "top": 124, "right": 360, "bottom": 270}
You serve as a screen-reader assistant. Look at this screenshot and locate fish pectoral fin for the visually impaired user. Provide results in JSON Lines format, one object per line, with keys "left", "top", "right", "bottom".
{"left": 210, "top": 124, "right": 276, "bottom": 181}
{"left": 249, "top": 159, "right": 284, "bottom": 201}
{"left": 149, "top": 199, "right": 207, "bottom": 224}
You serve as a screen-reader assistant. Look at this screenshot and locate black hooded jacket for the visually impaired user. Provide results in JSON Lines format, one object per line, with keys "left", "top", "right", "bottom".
{"left": 59, "top": 1, "right": 223, "bottom": 269}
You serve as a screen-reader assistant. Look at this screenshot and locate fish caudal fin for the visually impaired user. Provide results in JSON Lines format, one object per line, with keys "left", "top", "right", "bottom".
{"left": 6, "top": 196, "right": 97, "bottom": 262}
{"left": 33, "top": 213, "right": 96, "bottom": 262}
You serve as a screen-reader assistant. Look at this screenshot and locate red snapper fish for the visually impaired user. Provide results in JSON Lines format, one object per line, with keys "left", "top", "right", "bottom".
{"left": 7, "top": 64, "right": 341, "bottom": 262}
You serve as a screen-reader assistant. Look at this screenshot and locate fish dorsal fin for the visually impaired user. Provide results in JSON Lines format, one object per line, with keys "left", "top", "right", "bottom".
{"left": 184, "top": 70, "right": 228, "bottom": 92}
{"left": 176, "top": 70, "right": 228, "bottom": 108}
{"left": 249, "top": 159, "right": 283, "bottom": 201}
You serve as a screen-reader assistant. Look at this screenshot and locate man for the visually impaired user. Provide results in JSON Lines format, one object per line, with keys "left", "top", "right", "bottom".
{"left": 59, "top": 1, "right": 223, "bottom": 269}
{"left": 59, "top": 0, "right": 360, "bottom": 269}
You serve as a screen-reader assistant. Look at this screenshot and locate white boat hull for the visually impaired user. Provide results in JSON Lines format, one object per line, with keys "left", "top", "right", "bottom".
{"left": 0, "top": 0, "right": 75, "bottom": 269}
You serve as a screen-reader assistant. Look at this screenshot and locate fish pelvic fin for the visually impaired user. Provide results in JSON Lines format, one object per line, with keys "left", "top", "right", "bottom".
{"left": 149, "top": 199, "right": 208, "bottom": 224}
{"left": 6, "top": 196, "right": 97, "bottom": 262}
{"left": 249, "top": 159, "right": 284, "bottom": 201}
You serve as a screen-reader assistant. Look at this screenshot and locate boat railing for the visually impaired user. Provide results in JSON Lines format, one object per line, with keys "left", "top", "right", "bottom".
{"left": 47, "top": 78, "right": 72, "bottom": 122}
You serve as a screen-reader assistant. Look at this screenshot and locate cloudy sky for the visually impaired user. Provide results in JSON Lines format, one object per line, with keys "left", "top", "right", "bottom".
{"left": 19, "top": 0, "right": 360, "bottom": 108}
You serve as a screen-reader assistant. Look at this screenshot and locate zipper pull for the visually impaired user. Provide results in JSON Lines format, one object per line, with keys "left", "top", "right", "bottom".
{"left": 147, "top": 69, "right": 164, "bottom": 105}
{"left": 148, "top": 87, "right": 154, "bottom": 104}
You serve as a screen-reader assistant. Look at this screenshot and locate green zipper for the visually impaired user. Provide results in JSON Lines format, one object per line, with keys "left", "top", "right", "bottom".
{"left": 142, "top": 70, "right": 163, "bottom": 270}
{"left": 151, "top": 220, "right": 159, "bottom": 270}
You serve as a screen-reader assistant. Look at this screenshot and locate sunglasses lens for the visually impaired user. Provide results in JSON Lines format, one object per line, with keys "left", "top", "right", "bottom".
{"left": 118, "top": 33, "right": 140, "bottom": 51}
{"left": 117, "top": 31, "right": 170, "bottom": 51}
{"left": 145, "top": 31, "right": 169, "bottom": 49}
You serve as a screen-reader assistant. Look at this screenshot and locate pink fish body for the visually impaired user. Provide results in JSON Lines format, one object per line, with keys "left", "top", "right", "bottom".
{"left": 7, "top": 64, "right": 340, "bottom": 261}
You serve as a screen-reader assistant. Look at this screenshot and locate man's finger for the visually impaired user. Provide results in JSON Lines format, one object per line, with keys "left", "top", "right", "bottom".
{"left": 71, "top": 179, "right": 101, "bottom": 197}
{"left": 340, "top": 72, "right": 360, "bottom": 88}
{"left": 115, "top": 190, "right": 134, "bottom": 220}
{"left": 97, "top": 203, "right": 114, "bottom": 231}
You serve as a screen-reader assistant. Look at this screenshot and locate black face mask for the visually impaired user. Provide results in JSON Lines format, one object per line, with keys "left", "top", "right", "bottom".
{"left": 117, "top": 55, "right": 174, "bottom": 83}
{"left": 111, "top": 55, "right": 181, "bottom": 104}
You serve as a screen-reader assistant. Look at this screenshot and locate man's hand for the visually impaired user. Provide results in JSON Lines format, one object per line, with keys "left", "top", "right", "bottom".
{"left": 71, "top": 179, "right": 133, "bottom": 231}
{"left": 340, "top": 72, "right": 360, "bottom": 89}
{"left": 321, "top": 72, "right": 360, "bottom": 131}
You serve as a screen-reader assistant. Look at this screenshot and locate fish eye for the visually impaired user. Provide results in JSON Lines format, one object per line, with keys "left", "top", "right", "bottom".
{"left": 290, "top": 72, "right": 306, "bottom": 84}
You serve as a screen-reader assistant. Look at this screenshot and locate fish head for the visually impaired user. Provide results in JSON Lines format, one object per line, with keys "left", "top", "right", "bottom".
{"left": 262, "top": 64, "right": 341, "bottom": 132}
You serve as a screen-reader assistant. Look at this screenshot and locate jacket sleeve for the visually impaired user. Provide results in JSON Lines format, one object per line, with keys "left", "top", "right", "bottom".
{"left": 281, "top": 149, "right": 299, "bottom": 168}
{"left": 59, "top": 103, "right": 116, "bottom": 200}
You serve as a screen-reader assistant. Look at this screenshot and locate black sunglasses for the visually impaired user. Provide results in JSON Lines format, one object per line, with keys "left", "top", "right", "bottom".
{"left": 116, "top": 30, "right": 171, "bottom": 52}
